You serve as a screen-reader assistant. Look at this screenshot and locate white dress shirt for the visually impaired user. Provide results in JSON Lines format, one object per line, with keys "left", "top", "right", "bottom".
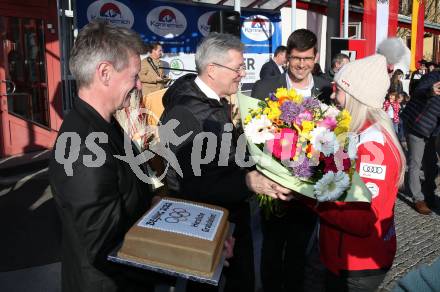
{"left": 195, "top": 76, "right": 221, "bottom": 102}
{"left": 286, "top": 73, "right": 314, "bottom": 98}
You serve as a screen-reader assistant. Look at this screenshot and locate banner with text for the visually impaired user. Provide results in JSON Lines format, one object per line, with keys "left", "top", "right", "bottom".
{"left": 76, "top": 0, "right": 281, "bottom": 55}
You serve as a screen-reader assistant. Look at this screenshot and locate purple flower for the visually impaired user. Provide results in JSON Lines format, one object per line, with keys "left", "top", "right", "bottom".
{"left": 269, "top": 92, "right": 278, "bottom": 101}
{"left": 289, "top": 157, "right": 313, "bottom": 178}
{"left": 302, "top": 97, "right": 321, "bottom": 111}
{"left": 280, "top": 101, "right": 301, "bottom": 124}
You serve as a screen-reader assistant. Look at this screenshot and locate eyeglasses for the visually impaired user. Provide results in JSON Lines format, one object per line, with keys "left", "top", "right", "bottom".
{"left": 288, "top": 56, "right": 315, "bottom": 63}
{"left": 212, "top": 62, "right": 246, "bottom": 74}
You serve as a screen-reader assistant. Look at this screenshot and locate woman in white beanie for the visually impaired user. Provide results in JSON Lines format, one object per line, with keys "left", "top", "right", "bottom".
{"left": 295, "top": 54, "right": 406, "bottom": 292}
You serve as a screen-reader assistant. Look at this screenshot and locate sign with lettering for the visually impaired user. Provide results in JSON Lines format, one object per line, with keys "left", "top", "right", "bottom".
{"left": 77, "top": 0, "right": 281, "bottom": 54}
{"left": 137, "top": 199, "right": 224, "bottom": 241}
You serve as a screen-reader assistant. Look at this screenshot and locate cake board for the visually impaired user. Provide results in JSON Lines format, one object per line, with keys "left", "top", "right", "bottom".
{"left": 108, "top": 223, "right": 234, "bottom": 290}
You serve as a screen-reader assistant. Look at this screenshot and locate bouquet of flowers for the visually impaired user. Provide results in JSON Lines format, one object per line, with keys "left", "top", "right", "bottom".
{"left": 115, "top": 90, "right": 162, "bottom": 189}
{"left": 238, "top": 88, "right": 371, "bottom": 210}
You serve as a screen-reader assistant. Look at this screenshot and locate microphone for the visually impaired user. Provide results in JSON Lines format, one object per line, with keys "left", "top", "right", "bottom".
{"left": 158, "top": 66, "right": 197, "bottom": 73}
{"left": 147, "top": 56, "right": 161, "bottom": 77}
{"left": 147, "top": 56, "right": 197, "bottom": 74}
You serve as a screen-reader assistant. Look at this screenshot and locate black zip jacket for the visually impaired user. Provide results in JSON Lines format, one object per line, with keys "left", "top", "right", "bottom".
{"left": 401, "top": 71, "right": 440, "bottom": 138}
{"left": 160, "top": 74, "right": 252, "bottom": 218}
{"left": 49, "top": 98, "right": 154, "bottom": 292}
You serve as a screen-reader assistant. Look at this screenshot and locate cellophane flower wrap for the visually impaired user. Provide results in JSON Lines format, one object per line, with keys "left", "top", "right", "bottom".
{"left": 238, "top": 89, "right": 371, "bottom": 214}
{"left": 114, "top": 90, "right": 162, "bottom": 190}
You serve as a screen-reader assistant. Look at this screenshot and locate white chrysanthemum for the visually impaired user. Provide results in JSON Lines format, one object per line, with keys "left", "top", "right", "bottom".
{"left": 310, "top": 127, "right": 339, "bottom": 156}
{"left": 314, "top": 171, "right": 350, "bottom": 202}
{"left": 321, "top": 104, "right": 340, "bottom": 118}
{"left": 244, "top": 115, "right": 274, "bottom": 144}
{"left": 347, "top": 133, "right": 358, "bottom": 159}
{"left": 320, "top": 103, "right": 329, "bottom": 112}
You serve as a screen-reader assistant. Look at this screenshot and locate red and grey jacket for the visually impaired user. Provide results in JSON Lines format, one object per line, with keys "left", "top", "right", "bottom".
{"left": 302, "top": 123, "right": 402, "bottom": 276}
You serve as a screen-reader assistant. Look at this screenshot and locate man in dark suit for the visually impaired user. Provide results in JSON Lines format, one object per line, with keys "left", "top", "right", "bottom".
{"left": 259, "top": 45, "right": 287, "bottom": 80}
{"left": 252, "top": 29, "right": 332, "bottom": 292}
{"left": 252, "top": 31, "right": 332, "bottom": 105}
{"left": 49, "top": 22, "right": 159, "bottom": 292}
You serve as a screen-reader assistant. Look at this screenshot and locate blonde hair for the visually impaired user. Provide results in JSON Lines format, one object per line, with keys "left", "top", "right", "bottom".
{"left": 345, "top": 94, "right": 406, "bottom": 186}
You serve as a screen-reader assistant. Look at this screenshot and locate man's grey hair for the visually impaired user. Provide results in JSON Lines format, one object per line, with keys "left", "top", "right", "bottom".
{"left": 195, "top": 33, "right": 244, "bottom": 74}
{"left": 377, "top": 37, "right": 406, "bottom": 65}
{"left": 69, "top": 21, "right": 144, "bottom": 88}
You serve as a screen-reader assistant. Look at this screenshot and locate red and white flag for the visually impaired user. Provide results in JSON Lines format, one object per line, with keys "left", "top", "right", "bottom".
{"left": 363, "top": 0, "right": 399, "bottom": 56}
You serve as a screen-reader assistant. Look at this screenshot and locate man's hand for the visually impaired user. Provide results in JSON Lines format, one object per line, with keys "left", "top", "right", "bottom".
{"left": 223, "top": 236, "right": 235, "bottom": 267}
{"left": 245, "top": 170, "right": 293, "bottom": 201}
{"left": 432, "top": 81, "right": 440, "bottom": 96}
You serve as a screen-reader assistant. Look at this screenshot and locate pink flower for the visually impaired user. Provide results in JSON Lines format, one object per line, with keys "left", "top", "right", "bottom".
{"left": 294, "top": 110, "right": 313, "bottom": 125}
{"left": 266, "top": 128, "right": 298, "bottom": 160}
{"left": 318, "top": 117, "right": 337, "bottom": 130}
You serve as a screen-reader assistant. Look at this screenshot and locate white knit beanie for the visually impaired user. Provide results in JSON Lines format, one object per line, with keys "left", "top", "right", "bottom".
{"left": 334, "top": 54, "right": 390, "bottom": 109}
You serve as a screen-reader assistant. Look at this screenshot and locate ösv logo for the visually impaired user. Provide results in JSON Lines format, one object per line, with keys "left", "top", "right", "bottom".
{"left": 87, "top": 0, "right": 134, "bottom": 28}
{"left": 147, "top": 6, "right": 187, "bottom": 38}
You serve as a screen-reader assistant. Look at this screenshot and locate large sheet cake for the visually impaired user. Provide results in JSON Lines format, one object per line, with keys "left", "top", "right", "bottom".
{"left": 118, "top": 198, "right": 230, "bottom": 278}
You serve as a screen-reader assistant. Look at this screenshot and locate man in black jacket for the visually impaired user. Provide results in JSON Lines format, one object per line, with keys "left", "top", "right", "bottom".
{"left": 324, "top": 53, "right": 350, "bottom": 82}
{"left": 252, "top": 29, "right": 332, "bottom": 292}
{"left": 401, "top": 71, "right": 440, "bottom": 215}
{"left": 252, "top": 30, "right": 332, "bottom": 105}
{"left": 259, "top": 45, "right": 287, "bottom": 80}
{"left": 49, "top": 22, "right": 159, "bottom": 291}
{"left": 160, "top": 33, "right": 292, "bottom": 292}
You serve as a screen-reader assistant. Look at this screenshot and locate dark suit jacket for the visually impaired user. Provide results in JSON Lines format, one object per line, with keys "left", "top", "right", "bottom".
{"left": 49, "top": 98, "right": 155, "bottom": 292}
{"left": 260, "top": 59, "right": 283, "bottom": 80}
{"left": 251, "top": 72, "right": 333, "bottom": 105}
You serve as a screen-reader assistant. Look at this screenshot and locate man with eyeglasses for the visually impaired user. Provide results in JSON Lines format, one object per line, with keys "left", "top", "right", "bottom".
{"left": 252, "top": 29, "right": 332, "bottom": 104}
{"left": 251, "top": 29, "right": 332, "bottom": 292}
{"left": 160, "top": 33, "right": 292, "bottom": 292}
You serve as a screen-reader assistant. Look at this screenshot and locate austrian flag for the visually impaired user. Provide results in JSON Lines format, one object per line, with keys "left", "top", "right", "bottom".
{"left": 363, "top": 0, "right": 399, "bottom": 55}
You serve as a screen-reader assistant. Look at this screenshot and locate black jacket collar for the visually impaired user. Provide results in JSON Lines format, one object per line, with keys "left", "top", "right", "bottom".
{"left": 74, "top": 97, "right": 125, "bottom": 151}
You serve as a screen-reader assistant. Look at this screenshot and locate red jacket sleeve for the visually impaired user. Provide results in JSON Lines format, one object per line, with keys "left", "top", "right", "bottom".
{"left": 300, "top": 196, "right": 376, "bottom": 237}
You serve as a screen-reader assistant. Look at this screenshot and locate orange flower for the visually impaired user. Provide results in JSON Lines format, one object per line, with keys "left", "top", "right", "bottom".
{"left": 274, "top": 119, "right": 284, "bottom": 126}
{"left": 278, "top": 96, "right": 289, "bottom": 105}
{"left": 306, "top": 144, "right": 314, "bottom": 154}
